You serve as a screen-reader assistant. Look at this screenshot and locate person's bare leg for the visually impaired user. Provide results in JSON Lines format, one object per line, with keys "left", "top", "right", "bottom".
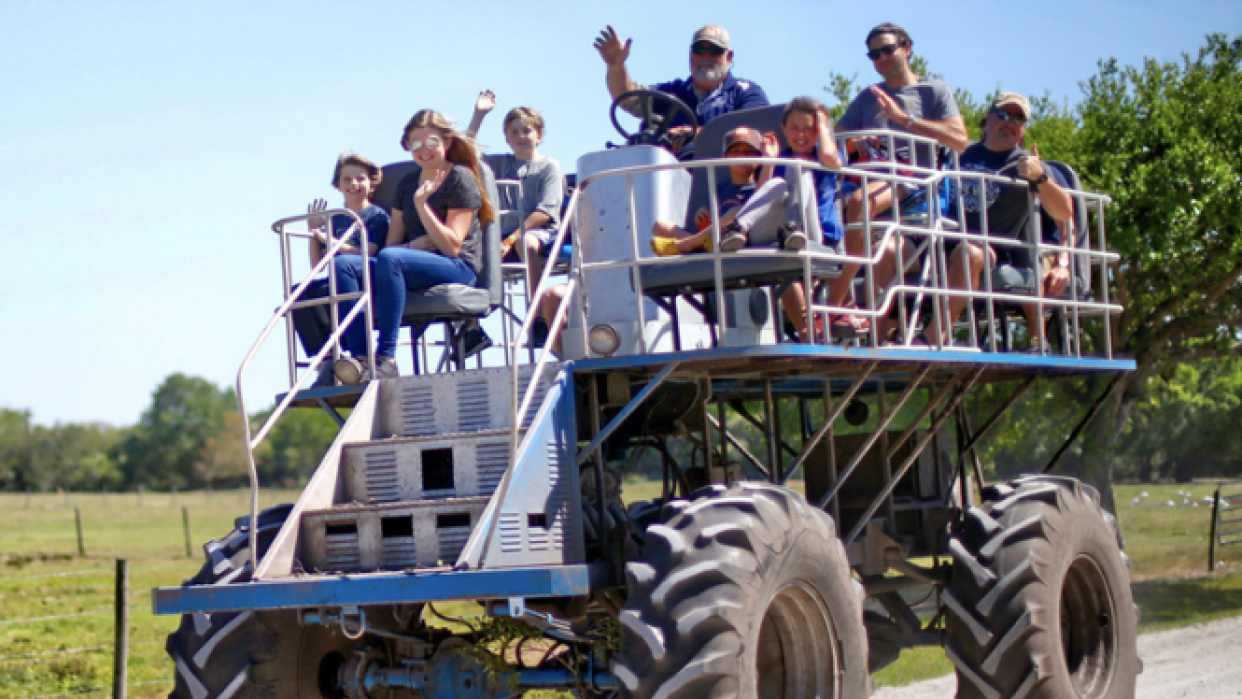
{"left": 941, "top": 242, "right": 987, "bottom": 344}
{"left": 540, "top": 284, "right": 569, "bottom": 355}
{"left": 651, "top": 220, "right": 708, "bottom": 253}
{"left": 828, "top": 180, "right": 894, "bottom": 306}
{"left": 521, "top": 234, "right": 547, "bottom": 302}
{"left": 1020, "top": 301, "right": 1046, "bottom": 350}
{"left": 781, "top": 282, "right": 811, "bottom": 342}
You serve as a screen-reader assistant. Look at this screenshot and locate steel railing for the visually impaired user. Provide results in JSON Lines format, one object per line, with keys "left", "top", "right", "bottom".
{"left": 565, "top": 133, "right": 1120, "bottom": 360}
{"left": 238, "top": 209, "right": 376, "bottom": 572}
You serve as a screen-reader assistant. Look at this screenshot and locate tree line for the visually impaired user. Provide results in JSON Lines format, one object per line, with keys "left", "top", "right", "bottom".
{"left": 0, "top": 374, "right": 338, "bottom": 492}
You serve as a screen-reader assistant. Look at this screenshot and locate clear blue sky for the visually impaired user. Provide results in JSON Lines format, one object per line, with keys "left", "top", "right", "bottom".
{"left": 3, "top": 0, "right": 1238, "bottom": 427}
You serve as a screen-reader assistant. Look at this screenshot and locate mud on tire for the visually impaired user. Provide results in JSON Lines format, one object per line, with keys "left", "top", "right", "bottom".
{"left": 165, "top": 504, "right": 363, "bottom": 699}
{"left": 612, "top": 482, "right": 868, "bottom": 699}
{"left": 945, "top": 475, "right": 1140, "bottom": 699}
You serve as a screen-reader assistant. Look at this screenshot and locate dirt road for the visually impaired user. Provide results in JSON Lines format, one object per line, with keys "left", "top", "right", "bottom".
{"left": 873, "top": 614, "right": 1242, "bottom": 698}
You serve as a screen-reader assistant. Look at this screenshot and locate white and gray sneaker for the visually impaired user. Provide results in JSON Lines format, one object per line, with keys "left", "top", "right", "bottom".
{"left": 779, "top": 223, "right": 808, "bottom": 251}
{"left": 335, "top": 355, "right": 400, "bottom": 384}
{"left": 718, "top": 224, "right": 749, "bottom": 252}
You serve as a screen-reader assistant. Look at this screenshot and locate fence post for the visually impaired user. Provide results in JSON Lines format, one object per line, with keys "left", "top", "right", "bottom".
{"left": 75, "top": 507, "right": 85, "bottom": 556}
{"left": 1209, "top": 485, "right": 1221, "bottom": 574}
{"left": 113, "top": 558, "right": 129, "bottom": 699}
{"left": 182, "top": 506, "right": 193, "bottom": 558}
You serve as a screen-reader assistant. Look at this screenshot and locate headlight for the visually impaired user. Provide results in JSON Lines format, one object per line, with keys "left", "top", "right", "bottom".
{"left": 588, "top": 324, "right": 621, "bottom": 357}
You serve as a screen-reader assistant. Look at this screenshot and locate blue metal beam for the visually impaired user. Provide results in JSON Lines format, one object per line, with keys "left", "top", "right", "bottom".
{"left": 152, "top": 564, "right": 603, "bottom": 615}
{"left": 572, "top": 344, "right": 1136, "bottom": 374}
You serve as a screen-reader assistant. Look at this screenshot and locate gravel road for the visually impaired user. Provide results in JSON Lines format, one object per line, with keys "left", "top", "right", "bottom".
{"left": 872, "top": 614, "right": 1242, "bottom": 698}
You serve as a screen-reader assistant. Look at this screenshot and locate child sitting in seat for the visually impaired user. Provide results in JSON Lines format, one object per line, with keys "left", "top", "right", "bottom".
{"left": 716, "top": 98, "right": 845, "bottom": 342}
{"left": 465, "top": 91, "right": 566, "bottom": 351}
{"left": 292, "top": 152, "right": 390, "bottom": 385}
{"left": 649, "top": 125, "right": 771, "bottom": 256}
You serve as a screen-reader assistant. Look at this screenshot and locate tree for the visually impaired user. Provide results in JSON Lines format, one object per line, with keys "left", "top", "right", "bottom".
{"left": 196, "top": 411, "right": 251, "bottom": 486}
{"left": 254, "top": 406, "right": 342, "bottom": 487}
{"left": 116, "top": 374, "right": 237, "bottom": 489}
{"left": 1066, "top": 34, "right": 1242, "bottom": 500}
{"left": 0, "top": 409, "right": 33, "bottom": 489}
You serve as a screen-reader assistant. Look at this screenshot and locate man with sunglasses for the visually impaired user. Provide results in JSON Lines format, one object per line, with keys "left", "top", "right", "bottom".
{"left": 593, "top": 24, "right": 768, "bottom": 158}
{"left": 942, "top": 92, "right": 1075, "bottom": 353}
{"left": 827, "top": 22, "right": 970, "bottom": 341}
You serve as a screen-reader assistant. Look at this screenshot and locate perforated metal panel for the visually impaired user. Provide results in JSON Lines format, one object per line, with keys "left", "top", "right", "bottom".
{"left": 300, "top": 364, "right": 581, "bottom": 575}
{"left": 301, "top": 499, "right": 489, "bottom": 573}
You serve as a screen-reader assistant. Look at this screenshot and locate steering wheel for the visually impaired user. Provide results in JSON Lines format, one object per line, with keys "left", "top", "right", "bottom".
{"left": 609, "top": 89, "right": 700, "bottom": 149}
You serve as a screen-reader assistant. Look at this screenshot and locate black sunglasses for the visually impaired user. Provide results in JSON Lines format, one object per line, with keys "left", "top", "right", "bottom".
{"left": 993, "top": 108, "right": 1028, "bottom": 126}
{"left": 691, "top": 42, "right": 727, "bottom": 57}
{"left": 865, "top": 41, "right": 906, "bottom": 61}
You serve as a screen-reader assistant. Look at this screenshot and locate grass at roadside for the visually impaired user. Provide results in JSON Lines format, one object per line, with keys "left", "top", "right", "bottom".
{"left": 2, "top": 480, "right": 1240, "bottom": 697}
{"left": 0, "top": 489, "right": 299, "bottom": 699}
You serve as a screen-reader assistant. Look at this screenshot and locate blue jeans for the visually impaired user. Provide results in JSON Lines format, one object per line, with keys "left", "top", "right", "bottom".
{"left": 354, "top": 247, "right": 476, "bottom": 358}
{"left": 292, "top": 255, "right": 373, "bottom": 357}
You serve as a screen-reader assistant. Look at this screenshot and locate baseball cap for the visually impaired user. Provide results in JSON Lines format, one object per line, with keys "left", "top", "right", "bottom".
{"left": 692, "top": 25, "right": 730, "bottom": 50}
{"left": 723, "top": 126, "right": 763, "bottom": 153}
{"left": 991, "top": 92, "right": 1031, "bottom": 121}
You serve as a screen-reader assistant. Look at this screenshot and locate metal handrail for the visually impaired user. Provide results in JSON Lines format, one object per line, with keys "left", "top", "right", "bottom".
{"left": 508, "top": 186, "right": 583, "bottom": 460}
{"left": 240, "top": 209, "right": 376, "bottom": 573}
{"left": 570, "top": 147, "right": 1120, "bottom": 357}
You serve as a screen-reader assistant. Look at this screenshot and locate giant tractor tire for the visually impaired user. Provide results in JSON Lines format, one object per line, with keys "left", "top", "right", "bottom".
{"left": 612, "top": 482, "right": 868, "bottom": 699}
{"left": 165, "top": 505, "right": 369, "bottom": 699}
{"left": 945, "top": 475, "right": 1139, "bottom": 699}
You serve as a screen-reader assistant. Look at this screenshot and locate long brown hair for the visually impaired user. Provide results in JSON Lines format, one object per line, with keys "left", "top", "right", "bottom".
{"left": 399, "top": 109, "right": 495, "bottom": 226}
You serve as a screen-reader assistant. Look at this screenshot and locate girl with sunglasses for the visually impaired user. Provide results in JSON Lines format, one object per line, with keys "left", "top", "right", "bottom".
{"left": 333, "top": 110, "right": 495, "bottom": 384}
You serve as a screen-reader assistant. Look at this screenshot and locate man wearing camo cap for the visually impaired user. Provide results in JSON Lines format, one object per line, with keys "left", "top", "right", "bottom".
{"left": 593, "top": 23, "right": 769, "bottom": 157}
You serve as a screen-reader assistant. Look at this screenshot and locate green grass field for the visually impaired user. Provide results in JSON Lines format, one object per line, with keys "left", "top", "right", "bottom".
{"left": 1, "top": 481, "right": 1239, "bottom": 698}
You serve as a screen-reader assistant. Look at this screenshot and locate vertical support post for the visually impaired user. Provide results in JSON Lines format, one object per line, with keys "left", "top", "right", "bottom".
{"left": 182, "top": 507, "right": 193, "bottom": 558}
{"left": 113, "top": 558, "right": 129, "bottom": 699}
{"left": 1209, "top": 486, "right": 1220, "bottom": 574}
{"left": 763, "top": 380, "right": 779, "bottom": 482}
{"left": 825, "top": 377, "right": 839, "bottom": 525}
{"left": 878, "top": 382, "right": 895, "bottom": 526}
{"left": 75, "top": 507, "right": 85, "bottom": 556}
{"left": 137, "top": 486, "right": 144, "bottom": 507}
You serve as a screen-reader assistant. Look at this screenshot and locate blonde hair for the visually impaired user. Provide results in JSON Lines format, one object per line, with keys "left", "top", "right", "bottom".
{"left": 331, "top": 152, "right": 382, "bottom": 194}
{"left": 399, "top": 110, "right": 495, "bottom": 225}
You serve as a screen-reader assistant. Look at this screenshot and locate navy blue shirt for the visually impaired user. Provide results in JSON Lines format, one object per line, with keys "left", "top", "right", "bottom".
{"left": 775, "top": 149, "right": 844, "bottom": 245}
{"left": 319, "top": 204, "right": 390, "bottom": 254}
{"left": 948, "top": 143, "right": 1068, "bottom": 240}
{"left": 652, "top": 72, "right": 769, "bottom": 129}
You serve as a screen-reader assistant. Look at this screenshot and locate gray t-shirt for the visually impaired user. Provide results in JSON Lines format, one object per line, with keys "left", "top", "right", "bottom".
{"left": 483, "top": 153, "right": 565, "bottom": 236}
{"left": 836, "top": 78, "right": 961, "bottom": 168}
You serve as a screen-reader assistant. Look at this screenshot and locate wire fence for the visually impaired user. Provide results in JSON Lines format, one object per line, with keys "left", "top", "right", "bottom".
{"left": 0, "top": 562, "right": 184, "bottom": 699}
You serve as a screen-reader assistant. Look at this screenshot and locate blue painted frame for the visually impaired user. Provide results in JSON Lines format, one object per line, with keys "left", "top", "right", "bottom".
{"left": 152, "top": 564, "right": 605, "bottom": 615}
{"left": 573, "top": 344, "right": 1136, "bottom": 374}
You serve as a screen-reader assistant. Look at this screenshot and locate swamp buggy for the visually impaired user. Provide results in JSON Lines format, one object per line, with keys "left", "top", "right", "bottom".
{"left": 154, "top": 95, "right": 1141, "bottom": 699}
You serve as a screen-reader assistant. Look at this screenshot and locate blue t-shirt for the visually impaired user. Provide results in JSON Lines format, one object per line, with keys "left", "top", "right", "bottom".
{"left": 320, "top": 204, "right": 390, "bottom": 254}
{"left": 652, "top": 72, "right": 769, "bottom": 129}
{"left": 775, "top": 149, "right": 844, "bottom": 245}
{"left": 716, "top": 180, "right": 756, "bottom": 215}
